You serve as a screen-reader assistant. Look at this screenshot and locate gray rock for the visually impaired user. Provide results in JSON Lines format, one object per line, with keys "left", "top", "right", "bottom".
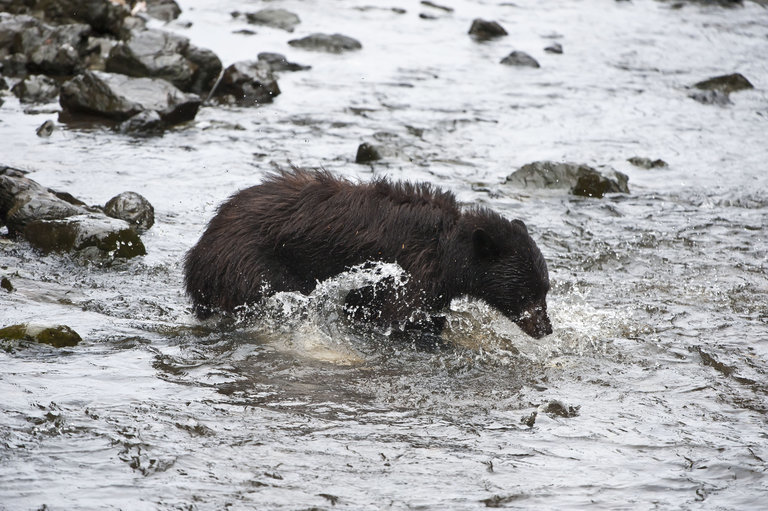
{"left": 544, "top": 42, "right": 563, "bottom": 54}
{"left": 257, "top": 52, "right": 311, "bottom": 72}
{"left": 144, "top": 0, "right": 182, "bottom": 22}
{"left": 504, "top": 161, "right": 629, "bottom": 197}
{"left": 468, "top": 19, "right": 508, "bottom": 40}
{"left": 500, "top": 51, "right": 540, "bottom": 68}
{"left": 213, "top": 61, "right": 280, "bottom": 106}
{"left": 104, "top": 191, "right": 155, "bottom": 232}
{"left": 355, "top": 143, "right": 382, "bottom": 164}
{"left": 245, "top": 8, "right": 300, "bottom": 32}
{"left": 36, "top": 120, "right": 56, "bottom": 137}
{"left": 0, "top": 13, "right": 91, "bottom": 75}
{"left": 118, "top": 110, "right": 164, "bottom": 136}
{"left": 11, "top": 75, "right": 59, "bottom": 103}
{"left": 627, "top": 156, "right": 668, "bottom": 169}
{"left": 288, "top": 33, "right": 362, "bottom": 53}
{"left": 693, "top": 73, "right": 753, "bottom": 94}
{"left": 1, "top": 166, "right": 147, "bottom": 259}
{"left": 689, "top": 89, "right": 732, "bottom": 106}
{"left": 60, "top": 70, "right": 201, "bottom": 125}
{"left": 106, "top": 29, "right": 222, "bottom": 94}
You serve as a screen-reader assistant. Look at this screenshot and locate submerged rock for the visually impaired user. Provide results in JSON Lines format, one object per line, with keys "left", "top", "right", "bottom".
{"left": 0, "top": 323, "right": 82, "bottom": 348}
{"left": 245, "top": 9, "right": 300, "bottom": 32}
{"left": 36, "top": 119, "right": 56, "bottom": 137}
{"left": 11, "top": 74, "right": 59, "bottom": 103}
{"left": 689, "top": 89, "right": 732, "bottom": 106}
{"left": 693, "top": 72, "right": 753, "bottom": 94}
{"left": 500, "top": 51, "right": 540, "bottom": 68}
{"left": 213, "top": 60, "right": 280, "bottom": 106}
{"left": 468, "top": 19, "right": 508, "bottom": 40}
{"left": 104, "top": 191, "right": 154, "bottom": 233}
{"left": 504, "top": 161, "right": 629, "bottom": 197}
{"left": 627, "top": 156, "right": 668, "bottom": 169}
{"left": 544, "top": 42, "right": 563, "bottom": 54}
{"left": 1, "top": 276, "right": 13, "bottom": 293}
{"left": 288, "top": 33, "right": 362, "bottom": 53}
{"left": 60, "top": 70, "right": 201, "bottom": 125}
{"left": 355, "top": 143, "right": 383, "bottom": 164}
{"left": 118, "top": 110, "right": 164, "bottom": 136}
{"left": 257, "top": 52, "right": 311, "bottom": 72}
{"left": 106, "top": 29, "right": 222, "bottom": 95}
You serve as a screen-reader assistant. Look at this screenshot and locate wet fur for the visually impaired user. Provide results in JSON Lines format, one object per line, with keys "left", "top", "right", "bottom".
{"left": 185, "top": 169, "right": 552, "bottom": 338}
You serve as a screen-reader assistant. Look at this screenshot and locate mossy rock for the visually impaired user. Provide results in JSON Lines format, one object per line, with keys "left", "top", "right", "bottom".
{"left": 0, "top": 324, "right": 82, "bottom": 347}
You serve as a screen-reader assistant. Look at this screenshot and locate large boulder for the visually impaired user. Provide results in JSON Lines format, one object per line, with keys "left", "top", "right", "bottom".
{"left": 212, "top": 61, "right": 280, "bottom": 106}
{"left": 288, "top": 33, "right": 362, "bottom": 53}
{"left": 60, "top": 70, "right": 201, "bottom": 126}
{"left": 1, "top": 165, "right": 148, "bottom": 259}
{"left": 504, "top": 161, "right": 629, "bottom": 197}
{"left": 105, "top": 29, "right": 222, "bottom": 95}
{"left": 0, "top": 13, "right": 91, "bottom": 76}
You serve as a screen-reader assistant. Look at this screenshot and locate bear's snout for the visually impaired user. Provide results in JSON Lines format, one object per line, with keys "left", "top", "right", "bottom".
{"left": 514, "top": 304, "right": 552, "bottom": 339}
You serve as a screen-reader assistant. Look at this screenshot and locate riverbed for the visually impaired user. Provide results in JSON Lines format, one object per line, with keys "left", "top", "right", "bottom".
{"left": 1, "top": 0, "right": 767, "bottom": 509}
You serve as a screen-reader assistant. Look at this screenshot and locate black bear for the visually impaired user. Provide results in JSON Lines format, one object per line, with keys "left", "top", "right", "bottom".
{"left": 184, "top": 169, "right": 552, "bottom": 338}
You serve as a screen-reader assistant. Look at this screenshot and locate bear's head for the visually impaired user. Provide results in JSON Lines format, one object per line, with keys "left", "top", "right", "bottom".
{"left": 466, "top": 215, "right": 552, "bottom": 339}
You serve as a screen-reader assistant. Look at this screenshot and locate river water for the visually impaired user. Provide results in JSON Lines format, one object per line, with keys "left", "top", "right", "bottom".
{"left": 1, "top": 0, "right": 767, "bottom": 509}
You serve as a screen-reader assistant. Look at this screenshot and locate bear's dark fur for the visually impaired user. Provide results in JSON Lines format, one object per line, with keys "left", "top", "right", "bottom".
{"left": 184, "top": 169, "right": 552, "bottom": 338}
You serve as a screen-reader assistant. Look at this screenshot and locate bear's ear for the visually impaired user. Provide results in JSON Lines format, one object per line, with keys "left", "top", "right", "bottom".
{"left": 512, "top": 219, "right": 528, "bottom": 232}
{"left": 472, "top": 228, "right": 499, "bottom": 260}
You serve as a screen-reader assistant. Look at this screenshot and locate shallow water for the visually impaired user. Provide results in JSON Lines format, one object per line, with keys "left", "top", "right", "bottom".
{"left": 1, "top": 0, "right": 767, "bottom": 509}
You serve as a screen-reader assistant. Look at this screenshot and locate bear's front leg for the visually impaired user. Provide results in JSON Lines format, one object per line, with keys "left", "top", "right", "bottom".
{"left": 343, "top": 278, "right": 448, "bottom": 350}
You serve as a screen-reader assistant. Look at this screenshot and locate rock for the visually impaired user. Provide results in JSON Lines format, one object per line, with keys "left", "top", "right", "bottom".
{"left": 60, "top": 70, "right": 201, "bottom": 125}
{"left": 288, "top": 33, "right": 362, "bottom": 53}
{"left": 627, "top": 156, "right": 668, "bottom": 169}
{"left": 257, "top": 52, "right": 311, "bottom": 72}
{"left": 539, "top": 400, "right": 579, "bottom": 418}
{"left": 36, "top": 120, "right": 56, "bottom": 137}
{"left": 544, "top": 42, "right": 563, "bottom": 54}
{"left": 212, "top": 61, "right": 280, "bottom": 106}
{"left": 11, "top": 74, "right": 59, "bottom": 103}
{"left": 34, "top": 0, "right": 128, "bottom": 37}
{"left": 23, "top": 213, "right": 146, "bottom": 258}
{"left": 118, "top": 110, "right": 164, "bottom": 136}
{"left": 0, "top": 324, "right": 82, "bottom": 348}
{"left": 1, "top": 276, "right": 13, "bottom": 292}
{"left": 693, "top": 73, "right": 753, "bottom": 94}
{"left": 421, "top": 1, "right": 454, "bottom": 12}
{"left": 355, "top": 143, "right": 382, "bottom": 164}
{"left": 468, "top": 19, "right": 508, "bottom": 40}
{"left": 106, "top": 29, "right": 222, "bottom": 95}
{"left": 144, "top": 0, "right": 182, "bottom": 22}
{"left": 0, "top": 13, "right": 91, "bottom": 76}
{"left": 689, "top": 89, "right": 731, "bottom": 106}
{"left": 104, "top": 191, "right": 154, "bottom": 232}
{"left": 1, "top": 166, "right": 147, "bottom": 259}
{"left": 500, "top": 51, "right": 540, "bottom": 68}
{"left": 245, "top": 8, "right": 300, "bottom": 32}
{"left": 504, "top": 161, "right": 629, "bottom": 197}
